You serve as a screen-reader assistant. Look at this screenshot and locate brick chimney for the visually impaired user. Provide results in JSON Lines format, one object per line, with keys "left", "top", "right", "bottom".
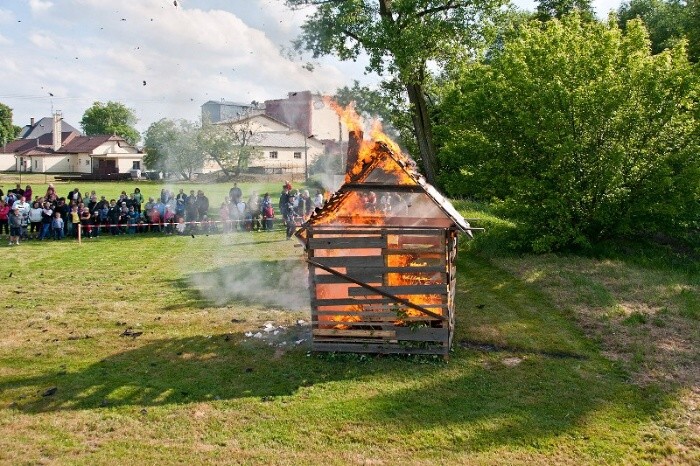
{"left": 346, "top": 130, "right": 363, "bottom": 178}
{"left": 52, "top": 111, "right": 62, "bottom": 151}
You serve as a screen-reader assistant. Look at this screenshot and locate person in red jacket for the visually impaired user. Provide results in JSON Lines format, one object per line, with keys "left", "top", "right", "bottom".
{"left": 0, "top": 199, "right": 9, "bottom": 237}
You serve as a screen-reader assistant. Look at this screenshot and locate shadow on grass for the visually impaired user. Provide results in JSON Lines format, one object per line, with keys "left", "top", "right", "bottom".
{"left": 0, "top": 331, "right": 670, "bottom": 454}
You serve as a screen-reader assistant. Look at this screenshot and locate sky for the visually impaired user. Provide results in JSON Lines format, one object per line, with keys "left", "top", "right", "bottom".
{"left": 0, "top": 0, "right": 623, "bottom": 136}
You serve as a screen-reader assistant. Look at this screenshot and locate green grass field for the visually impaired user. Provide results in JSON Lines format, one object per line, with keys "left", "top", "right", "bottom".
{"left": 0, "top": 178, "right": 697, "bottom": 465}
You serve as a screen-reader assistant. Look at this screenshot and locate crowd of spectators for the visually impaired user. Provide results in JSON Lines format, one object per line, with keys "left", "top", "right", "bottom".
{"left": 0, "top": 181, "right": 326, "bottom": 245}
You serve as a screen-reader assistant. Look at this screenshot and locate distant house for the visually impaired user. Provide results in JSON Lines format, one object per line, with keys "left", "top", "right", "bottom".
{"left": 0, "top": 112, "right": 144, "bottom": 176}
{"left": 17, "top": 116, "right": 81, "bottom": 139}
{"left": 213, "top": 113, "right": 325, "bottom": 174}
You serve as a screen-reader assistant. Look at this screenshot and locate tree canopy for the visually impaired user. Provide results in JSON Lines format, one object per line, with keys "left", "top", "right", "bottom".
{"left": 436, "top": 15, "right": 700, "bottom": 251}
{"left": 287, "top": 0, "right": 507, "bottom": 184}
{"left": 616, "top": 0, "right": 700, "bottom": 62}
{"left": 0, "top": 102, "right": 16, "bottom": 146}
{"left": 80, "top": 101, "right": 140, "bottom": 145}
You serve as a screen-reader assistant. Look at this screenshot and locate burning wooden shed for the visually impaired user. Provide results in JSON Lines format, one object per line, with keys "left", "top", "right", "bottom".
{"left": 296, "top": 130, "right": 473, "bottom": 357}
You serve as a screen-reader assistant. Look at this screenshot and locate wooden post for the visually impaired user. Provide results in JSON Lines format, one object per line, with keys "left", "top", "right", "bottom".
{"left": 77, "top": 223, "right": 81, "bottom": 244}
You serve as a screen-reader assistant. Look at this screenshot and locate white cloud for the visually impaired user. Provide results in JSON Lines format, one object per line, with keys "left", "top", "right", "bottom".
{"left": 0, "top": 8, "right": 15, "bottom": 23}
{"left": 1, "top": 0, "right": 375, "bottom": 133}
{"left": 29, "top": 0, "right": 54, "bottom": 14}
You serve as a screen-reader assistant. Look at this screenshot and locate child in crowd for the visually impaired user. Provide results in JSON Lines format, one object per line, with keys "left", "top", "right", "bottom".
{"left": 51, "top": 212, "right": 64, "bottom": 240}
{"left": 70, "top": 205, "right": 80, "bottom": 237}
{"left": 8, "top": 207, "right": 21, "bottom": 245}
{"left": 175, "top": 216, "right": 186, "bottom": 235}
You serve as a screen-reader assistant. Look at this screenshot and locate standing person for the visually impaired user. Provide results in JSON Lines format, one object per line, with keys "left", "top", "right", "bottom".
{"left": 12, "top": 196, "right": 30, "bottom": 240}
{"left": 229, "top": 183, "right": 242, "bottom": 204}
{"left": 28, "top": 201, "right": 43, "bottom": 239}
{"left": 40, "top": 202, "right": 54, "bottom": 240}
{"left": 175, "top": 189, "right": 187, "bottom": 217}
{"left": 261, "top": 193, "right": 274, "bottom": 231}
{"left": 51, "top": 212, "right": 64, "bottom": 240}
{"left": 0, "top": 199, "right": 9, "bottom": 237}
{"left": 247, "top": 192, "right": 261, "bottom": 231}
{"left": 24, "top": 185, "right": 33, "bottom": 203}
{"left": 313, "top": 190, "right": 324, "bottom": 209}
{"left": 133, "top": 187, "right": 144, "bottom": 213}
{"left": 278, "top": 184, "right": 291, "bottom": 220}
{"left": 70, "top": 205, "right": 81, "bottom": 237}
{"left": 196, "top": 190, "right": 209, "bottom": 220}
{"left": 8, "top": 207, "right": 22, "bottom": 245}
{"left": 284, "top": 196, "right": 297, "bottom": 240}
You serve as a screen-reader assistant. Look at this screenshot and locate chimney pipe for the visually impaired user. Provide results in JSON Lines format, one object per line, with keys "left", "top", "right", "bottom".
{"left": 346, "top": 130, "right": 363, "bottom": 178}
{"left": 52, "top": 111, "right": 62, "bottom": 151}
{"left": 30, "top": 117, "right": 35, "bottom": 126}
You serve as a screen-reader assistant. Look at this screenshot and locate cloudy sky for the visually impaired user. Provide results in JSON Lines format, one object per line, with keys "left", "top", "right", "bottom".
{"left": 0, "top": 0, "right": 622, "bottom": 136}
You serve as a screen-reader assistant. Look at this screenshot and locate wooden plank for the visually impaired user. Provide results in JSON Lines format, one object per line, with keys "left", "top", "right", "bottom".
{"left": 312, "top": 342, "right": 447, "bottom": 355}
{"left": 309, "top": 227, "right": 443, "bottom": 236}
{"left": 308, "top": 237, "right": 386, "bottom": 249}
{"left": 348, "top": 285, "right": 447, "bottom": 296}
{"left": 314, "top": 302, "right": 447, "bottom": 311}
{"left": 313, "top": 329, "right": 396, "bottom": 338}
{"left": 310, "top": 256, "right": 383, "bottom": 268}
{"left": 395, "top": 327, "right": 449, "bottom": 342}
{"left": 313, "top": 273, "right": 383, "bottom": 284}
{"left": 346, "top": 266, "right": 446, "bottom": 273}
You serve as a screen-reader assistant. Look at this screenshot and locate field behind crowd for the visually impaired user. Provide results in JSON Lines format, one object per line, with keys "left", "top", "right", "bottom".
{"left": 0, "top": 174, "right": 306, "bottom": 212}
{"left": 0, "top": 177, "right": 698, "bottom": 465}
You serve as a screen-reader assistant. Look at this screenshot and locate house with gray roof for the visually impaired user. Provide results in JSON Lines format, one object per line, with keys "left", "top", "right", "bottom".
{"left": 1, "top": 112, "right": 144, "bottom": 176}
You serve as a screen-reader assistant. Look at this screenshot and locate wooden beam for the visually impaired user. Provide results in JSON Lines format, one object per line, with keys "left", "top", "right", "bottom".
{"left": 307, "top": 259, "right": 447, "bottom": 321}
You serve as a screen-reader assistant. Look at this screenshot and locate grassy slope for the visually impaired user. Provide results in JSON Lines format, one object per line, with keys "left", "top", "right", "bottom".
{"left": 0, "top": 191, "right": 697, "bottom": 465}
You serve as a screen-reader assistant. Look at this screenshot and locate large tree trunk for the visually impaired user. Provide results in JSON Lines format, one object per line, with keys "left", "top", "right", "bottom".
{"left": 406, "top": 82, "right": 438, "bottom": 185}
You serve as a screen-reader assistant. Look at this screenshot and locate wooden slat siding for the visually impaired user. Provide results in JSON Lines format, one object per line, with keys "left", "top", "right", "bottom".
{"left": 347, "top": 266, "right": 446, "bottom": 273}
{"left": 313, "top": 273, "right": 383, "bottom": 284}
{"left": 395, "top": 328, "right": 449, "bottom": 342}
{"left": 312, "top": 317, "right": 441, "bottom": 324}
{"left": 313, "top": 274, "right": 446, "bottom": 286}
{"left": 348, "top": 285, "right": 447, "bottom": 296}
{"left": 308, "top": 237, "right": 386, "bottom": 249}
{"left": 312, "top": 297, "right": 395, "bottom": 306}
{"left": 310, "top": 256, "right": 384, "bottom": 268}
{"left": 312, "top": 343, "right": 447, "bottom": 355}
{"left": 313, "top": 323, "right": 448, "bottom": 338}
{"left": 315, "top": 302, "right": 447, "bottom": 311}
{"left": 385, "top": 248, "right": 446, "bottom": 256}
{"left": 308, "top": 259, "right": 447, "bottom": 322}
{"left": 309, "top": 228, "right": 445, "bottom": 236}
{"left": 313, "top": 329, "right": 396, "bottom": 338}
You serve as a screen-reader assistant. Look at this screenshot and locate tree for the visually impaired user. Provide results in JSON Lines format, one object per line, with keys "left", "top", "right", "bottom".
{"left": 0, "top": 102, "right": 15, "bottom": 147}
{"left": 80, "top": 101, "right": 140, "bottom": 145}
{"left": 286, "top": 0, "right": 507, "bottom": 185}
{"left": 198, "top": 120, "right": 263, "bottom": 178}
{"left": 143, "top": 119, "right": 205, "bottom": 180}
{"left": 536, "top": 0, "right": 595, "bottom": 21}
{"left": 437, "top": 15, "right": 700, "bottom": 251}
{"left": 143, "top": 119, "right": 179, "bottom": 171}
{"left": 618, "top": 0, "right": 690, "bottom": 56}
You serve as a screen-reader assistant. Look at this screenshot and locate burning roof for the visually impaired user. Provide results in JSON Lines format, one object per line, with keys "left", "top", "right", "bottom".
{"left": 297, "top": 132, "right": 472, "bottom": 238}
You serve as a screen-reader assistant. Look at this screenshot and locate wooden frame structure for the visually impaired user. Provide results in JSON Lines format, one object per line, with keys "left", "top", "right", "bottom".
{"left": 296, "top": 134, "right": 473, "bottom": 356}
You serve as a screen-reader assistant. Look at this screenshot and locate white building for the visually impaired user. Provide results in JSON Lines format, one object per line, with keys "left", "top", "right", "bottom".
{"left": 0, "top": 113, "right": 144, "bottom": 176}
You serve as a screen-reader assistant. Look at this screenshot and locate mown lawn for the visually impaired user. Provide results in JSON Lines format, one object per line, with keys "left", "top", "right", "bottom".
{"left": 0, "top": 182, "right": 697, "bottom": 465}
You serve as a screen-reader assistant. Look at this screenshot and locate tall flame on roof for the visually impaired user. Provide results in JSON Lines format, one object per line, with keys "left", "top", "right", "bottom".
{"left": 325, "top": 99, "right": 418, "bottom": 185}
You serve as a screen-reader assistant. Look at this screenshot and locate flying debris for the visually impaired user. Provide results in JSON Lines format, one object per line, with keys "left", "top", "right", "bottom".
{"left": 121, "top": 18, "right": 126, "bottom": 21}
{"left": 48, "top": 93, "right": 54, "bottom": 97}
{"left": 174, "top": 0, "right": 178, "bottom": 6}
{"left": 143, "top": 80, "right": 147, "bottom": 86}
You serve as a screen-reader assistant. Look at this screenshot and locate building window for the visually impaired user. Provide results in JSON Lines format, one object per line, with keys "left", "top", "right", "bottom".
{"left": 293, "top": 152, "right": 302, "bottom": 159}
{"left": 132, "top": 161, "right": 140, "bottom": 169}
{"left": 269, "top": 151, "right": 278, "bottom": 159}
{"left": 85, "top": 160, "right": 90, "bottom": 166}
{"left": 34, "top": 160, "right": 38, "bottom": 168}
